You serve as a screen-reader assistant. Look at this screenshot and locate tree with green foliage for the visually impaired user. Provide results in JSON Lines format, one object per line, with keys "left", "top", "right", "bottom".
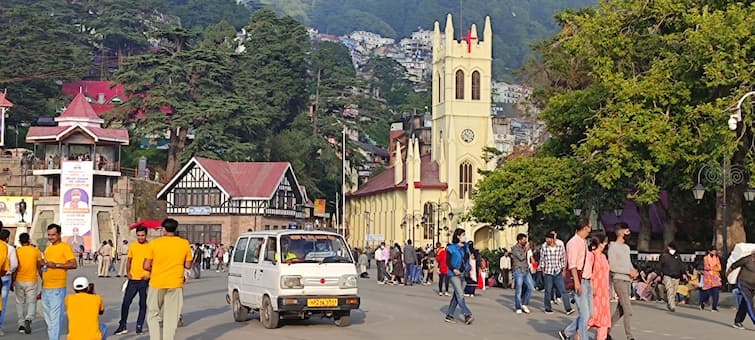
{"left": 0, "top": 0, "right": 91, "bottom": 123}
{"left": 480, "top": 0, "right": 755, "bottom": 251}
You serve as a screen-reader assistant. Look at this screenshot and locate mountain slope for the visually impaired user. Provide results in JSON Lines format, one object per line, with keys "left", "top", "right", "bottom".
{"left": 254, "top": 0, "right": 596, "bottom": 79}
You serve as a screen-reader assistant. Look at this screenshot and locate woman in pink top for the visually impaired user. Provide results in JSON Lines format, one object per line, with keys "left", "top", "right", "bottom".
{"left": 588, "top": 233, "right": 610, "bottom": 340}
{"left": 699, "top": 246, "right": 722, "bottom": 311}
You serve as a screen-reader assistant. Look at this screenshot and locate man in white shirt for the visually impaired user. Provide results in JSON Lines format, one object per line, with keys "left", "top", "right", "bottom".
{"left": 0, "top": 229, "right": 18, "bottom": 335}
{"left": 375, "top": 242, "right": 386, "bottom": 284}
{"left": 500, "top": 250, "right": 512, "bottom": 289}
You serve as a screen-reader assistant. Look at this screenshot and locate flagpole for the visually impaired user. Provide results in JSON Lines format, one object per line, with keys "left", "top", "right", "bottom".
{"left": 341, "top": 127, "right": 346, "bottom": 238}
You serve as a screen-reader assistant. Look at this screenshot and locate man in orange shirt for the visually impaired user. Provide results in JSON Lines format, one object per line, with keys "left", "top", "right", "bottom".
{"left": 14, "top": 232, "right": 42, "bottom": 334}
{"left": 41, "top": 224, "right": 77, "bottom": 340}
{"left": 65, "top": 276, "right": 105, "bottom": 340}
{"left": 144, "top": 218, "right": 192, "bottom": 340}
{"left": 114, "top": 226, "right": 150, "bottom": 335}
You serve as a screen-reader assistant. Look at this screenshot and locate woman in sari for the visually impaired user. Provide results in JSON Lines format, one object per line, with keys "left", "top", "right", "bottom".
{"left": 588, "top": 233, "right": 610, "bottom": 340}
{"left": 699, "top": 247, "right": 722, "bottom": 311}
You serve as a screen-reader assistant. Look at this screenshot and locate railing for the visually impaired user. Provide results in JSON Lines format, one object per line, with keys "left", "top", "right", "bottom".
{"left": 32, "top": 159, "right": 121, "bottom": 172}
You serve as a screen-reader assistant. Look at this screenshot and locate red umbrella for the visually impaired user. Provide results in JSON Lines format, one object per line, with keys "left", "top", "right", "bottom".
{"left": 128, "top": 220, "right": 163, "bottom": 230}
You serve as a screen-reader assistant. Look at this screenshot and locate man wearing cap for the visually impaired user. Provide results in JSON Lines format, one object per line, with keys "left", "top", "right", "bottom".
{"left": 65, "top": 276, "right": 105, "bottom": 340}
{"left": 608, "top": 222, "right": 638, "bottom": 340}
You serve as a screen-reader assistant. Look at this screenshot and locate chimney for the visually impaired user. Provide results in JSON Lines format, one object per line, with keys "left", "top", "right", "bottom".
{"left": 98, "top": 93, "right": 105, "bottom": 104}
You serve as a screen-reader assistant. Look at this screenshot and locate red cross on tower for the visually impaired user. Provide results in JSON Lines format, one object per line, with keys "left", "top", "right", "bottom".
{"left": 461, "top": 29, "right": 477, "bottom": 54}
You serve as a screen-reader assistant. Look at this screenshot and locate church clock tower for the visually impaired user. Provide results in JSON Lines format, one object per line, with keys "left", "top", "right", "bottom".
{"left": 431, "top": 14, "right": 494, "bottom": 202}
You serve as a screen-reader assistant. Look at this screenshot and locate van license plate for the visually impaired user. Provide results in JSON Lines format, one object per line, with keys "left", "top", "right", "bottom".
{"left": 307, "top": 298, "right": 338, "bottom": 307}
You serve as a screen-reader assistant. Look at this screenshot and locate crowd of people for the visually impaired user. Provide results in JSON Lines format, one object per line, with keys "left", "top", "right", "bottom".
{"left": 365, "top": 218, "right": 755, "bottom": 339}
{"left": 0, "top": 218, "right": 193, "bottom": 340}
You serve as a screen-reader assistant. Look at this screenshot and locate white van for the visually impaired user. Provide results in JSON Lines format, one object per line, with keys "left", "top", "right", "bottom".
{"left": 226, "top": 230, "right": 360, "bottom": 328}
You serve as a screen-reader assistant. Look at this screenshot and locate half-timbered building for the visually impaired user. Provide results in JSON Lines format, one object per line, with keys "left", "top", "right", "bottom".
{"left": 157, "top": 157, "right": 309, "bottom": 245}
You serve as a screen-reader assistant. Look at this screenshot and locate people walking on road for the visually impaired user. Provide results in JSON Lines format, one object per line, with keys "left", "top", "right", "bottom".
{"left": 14, "top": 232, "right": 42, "bottom": 334}
{"left": 436, "top": 242, "right": 449, "bottom": 295}
{"left": 97, "top": 241, "right": 112, "bottom": 278}
{"left": 65, "top": 276, "right": 106, "bottom": 339}
{"left": 42, "top": 223, "right": 77, "bottom": 340}
{"left": 144, "top": 218, "right": 193, "bottom": 340}
{"left": 109, "top": 240, "right": 117, "bottom": 273}
{"left": 403, "top": 240, "right": 418, "bottom": 285}
{"left": 587, "top": 233, "right": 610, "bottom": 340}
{"left": 0, "top": 229, "right": 18, "bottom": 335}
{"left": 727, "top": 250, "right": 755, "bottom": 330}
{"left": 658, "top": 242, "right": 685, "bottom": 312}
{"left": 114, "top": 226, "right": 151, "bottom": 335}
{"left": 541, "top": 231, "right": 573, "bottom": 315}
{"left": 358, "top": 249, "right": 369, "bottom": 278}
{"left": 559, "top": 218, "right": 593, "bottom": 340}
{"left": 464, "top": 242, "right": 480, "bottom": 297}
{"left": 500, "top": 250, "right": 511, "bottom": 288}
{"left": 118, "top": 240, "right": 130, "bottom": 277}
{"left": 444, "top": 228, "right": 473, "bottom": 325}
{"left": 699, "top": 246, "right": 722, "bottom": 311}
{"left": 511, "top": 233, "right": 534, "bottom": 314}
{"left": 608, "top": 222, "right": 638, "bottom": 340}
{"left": 390, "top": 243, "right": 404, "bottom": 285}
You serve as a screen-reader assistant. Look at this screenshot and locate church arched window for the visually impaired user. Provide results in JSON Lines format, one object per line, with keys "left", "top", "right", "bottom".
{"left": 455, "top": 70, "right": 464, "bottom": 100}
{"left": 472, "top": 71, "right": 481, "bottom": 100}
{"left": 423, "top": 202, "right": 434, "bottom": 240}
{"left": 459, "top": 161, "right": 473, "bottom": 198}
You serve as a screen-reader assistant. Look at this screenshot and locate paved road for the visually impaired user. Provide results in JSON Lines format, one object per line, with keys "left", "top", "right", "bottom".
{"left": 0, "top": 264, "right": 752, "bottom": 339}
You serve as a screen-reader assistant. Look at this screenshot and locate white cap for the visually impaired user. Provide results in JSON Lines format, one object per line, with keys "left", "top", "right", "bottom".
{"left": 73, "top": 276, "right": 89, "bottom": 290}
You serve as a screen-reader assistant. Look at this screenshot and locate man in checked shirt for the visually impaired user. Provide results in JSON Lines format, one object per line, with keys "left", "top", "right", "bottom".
{"left": 541, "top": 232, "right": 574, "bottom": 315}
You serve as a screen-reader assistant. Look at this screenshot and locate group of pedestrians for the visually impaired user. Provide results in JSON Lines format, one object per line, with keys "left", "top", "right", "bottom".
{"left": 373, "top": 240, "right": 437, "bottom": 286}
{"left": 0, "top": 219, "right": 193, "bottom": 340}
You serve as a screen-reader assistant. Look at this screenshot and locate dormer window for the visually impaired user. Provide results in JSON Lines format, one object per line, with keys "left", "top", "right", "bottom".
{"left": 110, "top": 95, "right": 123, "bottom": 104}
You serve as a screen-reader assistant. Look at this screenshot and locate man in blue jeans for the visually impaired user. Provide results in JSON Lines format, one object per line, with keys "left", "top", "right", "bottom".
{"left": 560, "top": 219, "right": 593, "bottom": 340}
{"left": 0, "top": 229, "right": 18, "bottom": 335}
{"left": 444, "top": 228, "right": 473, "bottom": 325}
{"left": 114, "top": 226, "right": 151, "bottom": 335}
{"left": 511, "top": 233, "right": 534, "bottom": 314}
{"left": 541, "top": 232, "right": 573, "bottom": 315}
{"left": 42, "top": 224, "right": 77, "bottom": 340}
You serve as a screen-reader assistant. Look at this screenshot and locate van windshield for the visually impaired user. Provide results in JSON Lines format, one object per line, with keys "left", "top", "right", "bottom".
{"left": 280, "top": 234, "right": 353, "bottom": 264}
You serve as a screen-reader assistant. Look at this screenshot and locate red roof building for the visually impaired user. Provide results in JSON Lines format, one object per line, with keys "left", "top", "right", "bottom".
{"left": 26, "top": 92, "right": 130, "bottom": 197}
{"left": 156, "top": 157, "right": 313, "bottom": 245}
{"left": 61, "top": 81, "right": 125, "bottom": 116}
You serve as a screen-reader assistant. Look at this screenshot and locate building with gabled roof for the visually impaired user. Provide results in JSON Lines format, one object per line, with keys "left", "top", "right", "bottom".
{"left": 156, "top": 157, "right": 311, "bottom": 245}
{"left": 24, "top": 91, "right": 132, "bottom": 251}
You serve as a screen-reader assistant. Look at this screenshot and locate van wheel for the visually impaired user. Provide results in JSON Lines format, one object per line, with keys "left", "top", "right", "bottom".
{"left": 231, "top": 291, "right": 249, "bottom": 322}
{"left": 260, "top": 295, "right": 279, "bottom": 329}
{"left": 334, "top": 312, "right": 351, "bottom": 327}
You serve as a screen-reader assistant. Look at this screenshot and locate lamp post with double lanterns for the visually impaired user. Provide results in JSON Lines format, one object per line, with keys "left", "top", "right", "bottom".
{"left": 424, "top": 201, "right": 454, "bottom": 245}
{"left": 401, "top": 212, "right": 424, "bottom": 243}
{"left": 691, "top": 91, "right": 755, "bottom": 258}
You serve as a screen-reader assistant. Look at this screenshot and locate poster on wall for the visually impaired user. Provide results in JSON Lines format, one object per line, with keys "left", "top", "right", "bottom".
{"left": 0, "top": 196, "right": 33, "bottom": 226}
{"left": 60, "top": 161, "right": 94, "bottom": 252}
{"left": 314, "top": 199, "right": 326, "bottom": 217}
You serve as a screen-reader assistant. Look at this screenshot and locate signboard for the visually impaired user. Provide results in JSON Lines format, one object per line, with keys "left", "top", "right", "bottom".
{"left": 366, "top": 234, "right": 385, "bottom": 242}
{"left": 314, "top": 199, "right": 326, "bottom": 217}
{"left": 187, "top": 206, "right": 211, "bottom": 216}
{"left": 60, "top": 161, "right": 94, "bottom": 252}
{"left": 0, "top": 196, "right": 33, "bottom": 227}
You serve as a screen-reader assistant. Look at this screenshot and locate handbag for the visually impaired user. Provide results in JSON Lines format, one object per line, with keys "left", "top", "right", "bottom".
{"left": 565, "top": 248, "right": 588, "bottom": 291}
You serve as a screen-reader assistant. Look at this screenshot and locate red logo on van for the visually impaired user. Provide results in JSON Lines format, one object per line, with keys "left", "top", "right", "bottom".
{"left": 320, "top": 278, "right": 325, "bottom": 284}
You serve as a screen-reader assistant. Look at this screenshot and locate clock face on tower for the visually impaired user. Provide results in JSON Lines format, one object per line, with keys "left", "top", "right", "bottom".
{"left": 461, "top": 129, "right": 475, "bottom": 143}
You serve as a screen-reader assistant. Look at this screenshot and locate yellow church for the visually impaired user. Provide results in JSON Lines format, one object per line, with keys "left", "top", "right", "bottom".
{"left": 345, "top": 14, "right": 528, "bottom": 250}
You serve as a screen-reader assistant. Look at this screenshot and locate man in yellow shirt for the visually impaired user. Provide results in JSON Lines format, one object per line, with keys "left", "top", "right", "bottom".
{"left": 65, "top": 276, "right": 105, "bottom": 340}
{"left": 14, "top": 233, "right": 42, "bottom": 334}
{"left": 0, "top": 224, "right": 8, "bottom": 336}
{"left": 42, "top": 224, "right": 77, "bottom": 340}
{"left": 144, "top": 218, "right": 192, "bottom": 340}
{"left": 114, "top": 226, "right": 150, "bottom": 335}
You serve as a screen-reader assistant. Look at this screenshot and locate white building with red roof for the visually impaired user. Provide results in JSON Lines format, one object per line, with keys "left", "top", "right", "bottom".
{"left": 157, "top": 157, "right": 311, "bottom": 245}
{"left": 0, "top": 91, "right": 14, "bottom": 146}
{"left": 23, "top": 91, "right": 130, "bottom": 249}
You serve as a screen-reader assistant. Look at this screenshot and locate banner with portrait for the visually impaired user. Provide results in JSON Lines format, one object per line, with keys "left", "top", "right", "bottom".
{"left": 60, "top": 161, "right": 94, "bottom": 252}
{"left": 0, "top": 196, "right": 33, "bottom": 226}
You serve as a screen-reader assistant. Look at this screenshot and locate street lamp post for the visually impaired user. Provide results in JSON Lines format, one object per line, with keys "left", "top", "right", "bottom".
{"left": 402, "top": 212, "right": 423, "bottom": 242}
{"left": 427, "top": 201, "right": 454, "bottom": 245}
